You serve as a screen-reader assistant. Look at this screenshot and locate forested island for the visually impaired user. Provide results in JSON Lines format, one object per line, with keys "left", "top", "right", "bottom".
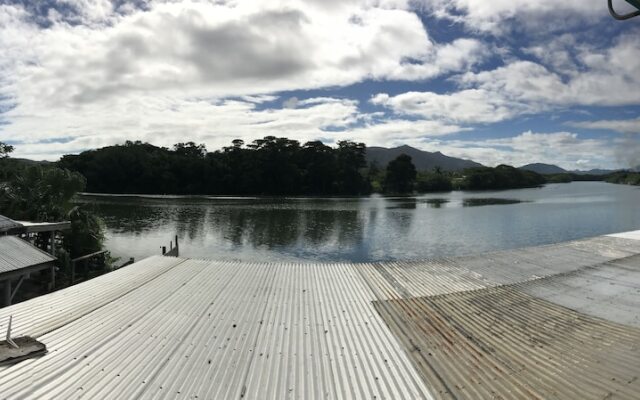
{"left": 55, "top": 137, "right": 548, "bottom": 195}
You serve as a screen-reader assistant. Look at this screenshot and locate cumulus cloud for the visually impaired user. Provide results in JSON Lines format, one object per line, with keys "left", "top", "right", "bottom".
{"left": 0, "top": 0, "right": 486, "bottom": 107}
{"left": 371, "top": 89, "right": 532, "bottom": 123}
{"left": 420, "top": 0, "right": 606, "bottom": 34}
{"left": 458, "top": 32, "right": 640, "bottom": 107}
{"left": 416, "top": 131, "right": 615, "bottom": 170}
{"left": 0, "top": 0, "right": 489, "bottom": 159}
{"left": 568, "top": 118, "right": 640, "bottom": 134}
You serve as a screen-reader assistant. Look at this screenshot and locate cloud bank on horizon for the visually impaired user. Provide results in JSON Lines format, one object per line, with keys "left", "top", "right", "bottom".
{"left": 1, "top": 0, "right": 639, "bottom": 169}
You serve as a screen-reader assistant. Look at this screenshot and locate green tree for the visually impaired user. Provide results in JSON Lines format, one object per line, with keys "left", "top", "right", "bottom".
{"left": 384, "top": 154, "right": 417, "bottom": 193}
{"left": 0, "top": 142, "right": 13, "bottom": 158}
{"left": 335, "top": 141, "right": 369, "bottom": 195}
{"left": 416, "top": 167, "right": 453, "bottom": 192}
{"left": 173, "top": 142, "right": 207, "bottom": 158}
{"left": 301, "top": 141, "right": 336, "bottom": 194}
{"left": 0, "top": 165, "right": 85, "bottom": 221}
{"left": 0, "top": 164, "right": 104, "bottom": 259}
{"left": 460, "top": 165, "right": 545, "bottom": 190}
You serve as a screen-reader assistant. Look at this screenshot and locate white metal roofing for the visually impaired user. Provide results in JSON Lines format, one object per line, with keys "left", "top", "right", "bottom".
{"left": 0, "top": 236, "right": 55, "bottom": 276}
{"left": 608, "top": 230, "right": 640, "bottom": 241}
{"left": 0, "top": 230, "right": 639, "bottom": 399}
{"left": 14, "top": 220, "right": 71, "bottom": 233}
{"left": 0, "top": 215, "right": 21, "bottom": 233}
{"left": 0, "top": 257, "right": 432, "bottom": 399}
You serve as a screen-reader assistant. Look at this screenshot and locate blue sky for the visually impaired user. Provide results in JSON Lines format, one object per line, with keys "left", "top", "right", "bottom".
{"left": 0, "top": 0, "right": 639, "bottom": 169}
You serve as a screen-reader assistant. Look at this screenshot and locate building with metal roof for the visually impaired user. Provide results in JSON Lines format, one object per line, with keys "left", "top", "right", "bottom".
{"left": 0, "top": 236, "right": 56, "bottom": 307}
{"left": 0, "top": 216, "right": 22, "bottom": 234}
{"left": 0, "top": 214, "right": 70, "bottom": 261}
{"left": 0, "top": 231, "right": 639, "bottom": 399}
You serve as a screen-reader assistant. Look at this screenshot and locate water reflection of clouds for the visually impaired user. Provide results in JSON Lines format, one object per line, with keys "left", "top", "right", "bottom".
{"left": 78, "top": 182, "right": 640, "bottom": 263}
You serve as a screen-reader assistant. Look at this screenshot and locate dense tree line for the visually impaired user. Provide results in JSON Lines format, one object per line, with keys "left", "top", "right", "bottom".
{"left": 58, "top": 138, "right": 371, "bottom": 195}
{"left": 455, "top": 165, "right": 547, "bottom": 190}
{"left": 55, "top": 138, "right": 555, "bottom": 195}
{"left": 605, "top": 171, "right": 640, "bottom": 186}
{"left": 544, "top": 173, "right": 604, "bottom": 183}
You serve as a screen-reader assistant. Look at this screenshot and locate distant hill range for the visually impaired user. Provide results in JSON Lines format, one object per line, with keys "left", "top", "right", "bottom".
{"left": 518, "top": 163, "right": 568, "bottom": 174}
{"left": 366, "top": 145, "right": 483, "bottom": 172}
{"left": 518, "top": 163, "right": 618, "bottom": 176}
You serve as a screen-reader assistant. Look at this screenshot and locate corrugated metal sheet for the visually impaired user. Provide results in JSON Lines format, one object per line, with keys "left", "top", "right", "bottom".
{"left": 516, "top": 254, "right": 640, "bottom": 327}
{"left": 450, "top": 236, "right": 640, "bottom": 285}
{"left": 0, "top": 215, "right": 22, "bottom": 233}
{"left": 0, "top": 236, "right": 55, "bottom": 275}
{"left": 0, "top": 260, "right": 432, "bottom": 399}
{"left": 374, "top": 287, "right": 640, "bottom": 400}
{"left": 0, "top": 231, "right": 639, "bottom": 399}
{"left": 0, "top": 255, "right": 185, "bottom": 339}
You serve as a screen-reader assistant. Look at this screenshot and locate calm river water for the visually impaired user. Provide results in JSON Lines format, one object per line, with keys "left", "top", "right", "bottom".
{"left": 77, "top": 182, "right": 640, "bottom": 263}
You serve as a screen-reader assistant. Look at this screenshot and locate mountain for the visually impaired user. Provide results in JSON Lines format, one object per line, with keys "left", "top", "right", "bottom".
{"left": 520, "top": 163, "right": 620, "bottom": 176}
{"left": 366, "top": 145, "right": 483, "bottom": 172}
{"left": 571, "top": 168, "right": 617, "bottom": 176}
{"left": 518, "top": 163, "right": 567, "bottom": 174}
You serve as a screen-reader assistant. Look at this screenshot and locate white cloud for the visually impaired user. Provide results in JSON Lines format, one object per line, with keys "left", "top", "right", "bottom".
{"left": 413, "top": 131, "right": 616, "bottom": 170}
{"left": 420, "top": 0, "right": 605, "bottom": 34}
{"left": 371, "top": 89, "right": 532, "bottom": 123}
{"left": 369, "top": 30, "right": 640, "bottom": 128}
{"left": 459, "top": 32, "right": 640, "bottom": 107}
{"left": 0, "top": 0, "right": 488, "bottom": 159}
{"left": 385, "top": 38, "right": 488, "bottom": 80}
{"left": 568, "top": 118, "right": 640, "bottom": 134}
{"left": 0, "top": 0, "right": 486, "bottom": 107}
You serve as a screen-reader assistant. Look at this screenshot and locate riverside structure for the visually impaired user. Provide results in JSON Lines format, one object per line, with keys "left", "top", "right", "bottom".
{"left": 0, "top": 230, "right": 639, "bottom": 399}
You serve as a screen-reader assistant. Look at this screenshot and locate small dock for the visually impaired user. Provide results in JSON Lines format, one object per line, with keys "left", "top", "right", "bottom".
{"left": 1, "top": 231, "right": 640, "bottom": 399}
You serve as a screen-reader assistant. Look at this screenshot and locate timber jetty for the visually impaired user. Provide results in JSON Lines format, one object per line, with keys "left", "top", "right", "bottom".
{"left": 1, "top": 231, "right": 640, "bottom": 399}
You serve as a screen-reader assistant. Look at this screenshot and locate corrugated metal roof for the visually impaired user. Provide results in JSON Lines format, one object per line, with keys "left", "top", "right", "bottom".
{"left": 516, "top": 254, "right": 640, "bottom": 327}
{"left": 375, "top": 287, "right": 640, "bottom": 400}
{"left": 14, "top": 221, "right": 71, "bottom": 233}
{"left": 0, "top": 259, "right": 432, "bottom": 399}
{"left": 0, "top": 231, "right": 639, "bottom": 399}
{"left": 0, "top": 236, "right": 55, "bottom": 275}
{"left": 0, "top": 215, "right": 22, "bottom": 233}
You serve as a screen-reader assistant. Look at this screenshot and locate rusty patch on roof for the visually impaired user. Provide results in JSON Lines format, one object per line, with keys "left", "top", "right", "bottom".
{"left": 374, "top": 286, "right": 640, "bottom": 400}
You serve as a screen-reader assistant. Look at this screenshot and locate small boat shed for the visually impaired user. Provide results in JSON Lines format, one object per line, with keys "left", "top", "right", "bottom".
{"left": 0, "top": 215, "right": 70, "bottom": 257}
{"left": 0, "top": 215, "right": 65, "bottom": 307}
{"left": 0, "top": 236, "right": 56, "bottom": 307}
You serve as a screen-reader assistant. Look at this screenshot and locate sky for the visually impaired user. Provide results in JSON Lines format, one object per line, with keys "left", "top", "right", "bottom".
{"left": 1, "top": 0, "right": 639, "bottom": 169}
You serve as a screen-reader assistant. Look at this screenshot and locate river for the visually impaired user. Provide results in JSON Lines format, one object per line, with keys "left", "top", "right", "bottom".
{"left": 76, "top": 181, "right": 640, "bottom": 263}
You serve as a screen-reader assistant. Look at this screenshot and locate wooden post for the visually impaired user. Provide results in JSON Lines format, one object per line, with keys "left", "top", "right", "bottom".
{"left": 175, "top": 235, "right": 179, "bottom": 256}
{"left": 84, "top": 258, "right": 89, "bottom": 280}
{"left": 162, "top": 246, "right": 166, "bottom": 255}
{"left": 2, "top": 280, "right": 11, "bottom": 307}
{"left": 71, "top": 260, "right": 76, "bottom": 284}
{"left": 49, "top": 232, "right": 56, "bottom": 257}
{"left": 51, "top": 265, "right": 56, "bottom": 291}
